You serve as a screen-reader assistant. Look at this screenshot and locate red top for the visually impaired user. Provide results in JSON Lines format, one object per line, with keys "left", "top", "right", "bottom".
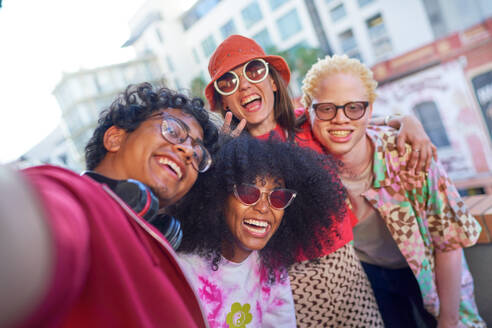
{"left": 19, "top": 165, "right": 207, "bottom": 328}
{"left": 256, "top": 109, "right": 357, "bottom": 261}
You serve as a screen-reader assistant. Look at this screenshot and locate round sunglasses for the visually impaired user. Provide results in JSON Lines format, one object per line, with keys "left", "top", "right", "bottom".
{"left": 233, "top": 183, "right": 297, "bottom": 210}
{"left": 214, "top": 58, "right": 269, "bottom": 96}
{"left": 312, "top": 101, "right": 369, "bottom": 121}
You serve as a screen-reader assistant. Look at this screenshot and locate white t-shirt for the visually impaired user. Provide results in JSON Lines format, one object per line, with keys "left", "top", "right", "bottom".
{"left": 178, "top": 251, "right": 296, "bottom": 328}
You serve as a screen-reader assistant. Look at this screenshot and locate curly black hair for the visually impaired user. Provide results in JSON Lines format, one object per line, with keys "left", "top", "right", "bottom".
{"left": 85, "top": 82, "right": 219, "bottom": 170}
{"left": 173, "top": 135, "right": 347, "bottom": 281}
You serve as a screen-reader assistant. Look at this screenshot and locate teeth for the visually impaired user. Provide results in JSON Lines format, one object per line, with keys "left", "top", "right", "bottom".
{"left": 158, "top": 157, "right": 182, "bottom": 179}
{"left": 241, "top": 94, "right": 260, "bottom": 106}
{"left": 244, "top": 225, "right": 267, "bottom": 234}
{"left": 330, "top": 130, "right": 351, "bottom": 137}
{"left": 244, "top": 219, "right": 268, "bottom": 227}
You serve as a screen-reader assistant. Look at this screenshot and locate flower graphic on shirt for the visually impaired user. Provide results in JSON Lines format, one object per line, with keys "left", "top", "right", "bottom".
{"left": 226, "top": 302, "right": 252, "bottom": 328}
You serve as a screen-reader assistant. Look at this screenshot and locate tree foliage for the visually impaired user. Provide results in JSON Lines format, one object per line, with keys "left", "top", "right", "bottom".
{"left": 190, "top": 76, "right": 207, "bottom": 100}
{"left": 266, "top": 45, "right": 323, "bottom": 79}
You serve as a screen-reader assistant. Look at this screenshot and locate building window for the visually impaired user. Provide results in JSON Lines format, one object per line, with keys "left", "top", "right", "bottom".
{"left": 75, "top": 104, "right": 92, "bottom": 126}
{"left": 155, "top": 28, "right": 164, "bottom": 43}
{"left": 253, "top": 29, "right": 273, "bottom": 49}
{"left": 182, "top": 0, "right": 221, "bottom": 30}
{"left": 144, "top": 61, "right": 157, "bottom": 81}
{"left": 241, "top": 1, "right": 263, "bottom": 29}
{"left": 201, "top": 35, "right": 217, "bottom": 58}
{"left": 192, "top": 48, "right": 200, "bottom": 64}
{"left": 357, "top": 0, "right": 374, "bottom": 7}
{"left": 112, "top": 69, "right": 128, "bottom": 89}
{"left": 220, "top": 20, "right": 237, "bottom": 38}
{"left": 268, "top": 0, "right": 289, "bottom": 10}
{"left": 276, "top": 8, "right": 303, "bottom": 41}
{"left": 471, "top": 69, "right": 492, "bottom": 140}
{"left": 330, "top": 4, "right": 347, "bottom": 22}
{"left": 366, "top": 13, "right": 392, "bottom": 59}
{"left": 96, "top": 70, "right": 113, "bottom": 93}
{"left": 92, "top": 76, "right": 102, "bottom": 93}
{"left": 413, "top": 101, "right": 451, "bottom": 148}
{"left": 421, "top": 0, "right": 447, "bottom": 39}
{"left": 338, "top": 29, "right": 362, "bottom": 61}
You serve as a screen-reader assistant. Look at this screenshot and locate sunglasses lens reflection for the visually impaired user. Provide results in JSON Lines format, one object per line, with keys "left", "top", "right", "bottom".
{"left": 216, "top": 72, "right": 238, "bottom": 93}
{"left": 236, "top": 184, "right": 260, "bottom": 205}
{"left": 270, "top": 190, "right": 293, "bottom": 209}
{"left": 245, "top": 60, "right": 268, "bottom": 82}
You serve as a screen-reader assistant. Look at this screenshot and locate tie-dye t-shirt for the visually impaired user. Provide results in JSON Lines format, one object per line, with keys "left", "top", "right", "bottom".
{"left": 178, "top": 251, "right": 296, "bottom": 328}
{"left": 363, "top": 126, "right": 485, "bottom": 327}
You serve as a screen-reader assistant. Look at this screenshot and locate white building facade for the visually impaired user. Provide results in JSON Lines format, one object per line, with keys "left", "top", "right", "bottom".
{"left": 51, "top": 55, "right": 166, "bottom": 168}
{"left": 124, "top": 0, "right": 491, "bottom": 96}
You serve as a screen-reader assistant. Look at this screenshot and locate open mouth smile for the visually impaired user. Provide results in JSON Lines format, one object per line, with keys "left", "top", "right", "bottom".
{"left": 158, "top": 157, "right": 183, "bottom": 179}
{"left": 329, "top": 130, "right": 352, "bottom": 138}
{"left": 243, "top": 218, "right": 270, "bottom": 236}
{"left": 240, "top": 94, "right": 262, "bottom": 112}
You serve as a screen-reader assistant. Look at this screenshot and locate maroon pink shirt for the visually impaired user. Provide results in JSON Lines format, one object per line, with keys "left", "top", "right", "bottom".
{"left": 19, "top": 165, "right": 207, "bottom": 328}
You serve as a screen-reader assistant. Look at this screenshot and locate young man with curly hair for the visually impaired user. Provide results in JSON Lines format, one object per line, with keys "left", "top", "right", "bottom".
{"left": 0, "top": 82, "right": 219, "bottom": 328}
{"left": 302, "top": 55, "right": 485, "bottom": 328}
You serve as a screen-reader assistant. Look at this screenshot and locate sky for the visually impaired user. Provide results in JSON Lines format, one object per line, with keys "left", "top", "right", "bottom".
{"left": 0, "top": 0, "right": 196, "bottom": 163}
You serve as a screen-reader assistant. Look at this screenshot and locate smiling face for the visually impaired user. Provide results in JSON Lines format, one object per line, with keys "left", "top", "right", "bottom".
{"left": 222, "top": 176, "right": 284, "bottom": 263}
{"left": 101, "top": 107, "right": 203, "bottom": 207}
{"left": 220, "top": 62, "right": 278, "bottom": 136}
{"left": 310, "top": 73, "right": 373, "bottom": 160}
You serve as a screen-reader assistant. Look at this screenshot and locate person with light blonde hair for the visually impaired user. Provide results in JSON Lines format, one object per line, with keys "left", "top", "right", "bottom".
{"left": 302, "top": 54, "right": 378, "bottom": 110}
{"left": 301, "top": 54, "right": 485, "bottom": 328}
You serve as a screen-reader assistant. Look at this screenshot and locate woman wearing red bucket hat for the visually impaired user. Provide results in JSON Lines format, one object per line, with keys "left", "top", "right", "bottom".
{"left": 205, "top": 35, "right": 436, "bottom": 173}
{"left": 204, "top": 34, "right": 435, "bottom": 327}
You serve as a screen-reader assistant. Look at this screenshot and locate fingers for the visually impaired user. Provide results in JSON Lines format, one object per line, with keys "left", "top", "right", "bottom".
{"left": 220, "top": 111, "right": 233, "bottom": 134}
{"left": 422, "top": 146, "right": 432, "bottom": 173}
{"left": 231, "top": 119, "right": 247, "bottom": 137}
{"left": 418, "top": 145, "right": 431, "bottom": 173}
{"left": 407, "top": 144, "right": 436, "bottom": 173}
{"left": 431, "top": 144, "right": 438, "bottom": 162}
{"left": 421, "top": 144, "right": 438, "bottom": 172}
{"left": 220, "top": 112, "right": 246, "bottom": 137}
{"left": 396, "top": 132, "right": 406, "bottom": 156}
{"left": 406, "top": 147, "right": 420, "bottom": 173}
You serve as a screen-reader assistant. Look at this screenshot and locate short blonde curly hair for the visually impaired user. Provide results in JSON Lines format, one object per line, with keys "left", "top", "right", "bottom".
{"left": 301, "top": 55, "right": 378, "bottom": 117}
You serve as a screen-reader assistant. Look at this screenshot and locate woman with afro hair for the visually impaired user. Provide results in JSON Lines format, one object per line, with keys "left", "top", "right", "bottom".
{"left": 173, "top": 135, "right": 347, "bottom": 328}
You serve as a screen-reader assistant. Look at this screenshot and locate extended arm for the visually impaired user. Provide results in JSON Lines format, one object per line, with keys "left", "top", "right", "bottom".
{"left": 423, "top": 157, "right": 483, "bottom": 327}
{"left": 372, "top": 114, "right": 437, "bottom": 172}
{"left": 0, "top": 166, "right": 53, "bottom": 328}
{"left": 435, "top": 248, "right": 462, "bottom": 328}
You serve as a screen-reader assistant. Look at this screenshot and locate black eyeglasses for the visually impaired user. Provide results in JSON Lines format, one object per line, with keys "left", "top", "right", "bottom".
{"left": 233, "top": 183, "right": 297, "bottom": 210}
{"left": 312, "top": 101, "right": 369, "bottom": 121}
{"left": 150, "top": 113, "right": 212, "bottom": 173}
{"left": 214, "top": 59, "right": 269, "bottom": 96}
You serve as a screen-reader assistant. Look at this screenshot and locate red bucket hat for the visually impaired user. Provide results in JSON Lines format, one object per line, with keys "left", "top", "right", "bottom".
{"left": 205, "top": 34, "right": 291, "bottom": 111}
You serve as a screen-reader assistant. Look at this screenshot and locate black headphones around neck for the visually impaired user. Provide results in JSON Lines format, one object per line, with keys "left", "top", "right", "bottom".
{"left": 82, "top": 171, "right": 183, "bottom": 250}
